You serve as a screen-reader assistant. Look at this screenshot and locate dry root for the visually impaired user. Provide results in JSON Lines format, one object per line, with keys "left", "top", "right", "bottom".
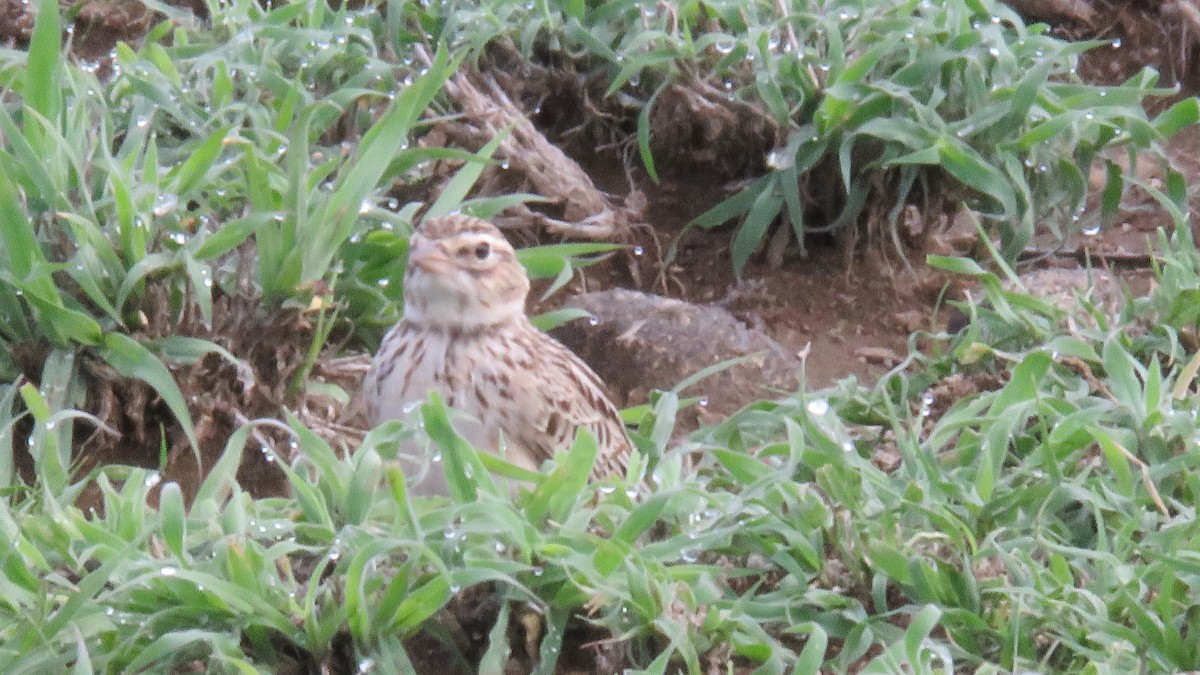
{"left": 418, "top": 46, "right": 643, "bottom": 242}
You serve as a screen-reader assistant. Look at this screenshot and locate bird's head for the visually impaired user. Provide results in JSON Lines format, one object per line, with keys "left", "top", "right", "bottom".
{"left": 402, "top": 214, "right": 530, "bottom": 330}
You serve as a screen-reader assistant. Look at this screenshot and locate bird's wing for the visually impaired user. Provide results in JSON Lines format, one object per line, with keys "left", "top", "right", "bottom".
{"left": 498, "top": 333, "right": 632, "bottom": 480}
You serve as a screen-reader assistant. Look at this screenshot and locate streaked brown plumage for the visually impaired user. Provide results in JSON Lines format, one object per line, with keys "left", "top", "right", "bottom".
{"left": 364, "top": 214, "right": 631, "bottom": 494}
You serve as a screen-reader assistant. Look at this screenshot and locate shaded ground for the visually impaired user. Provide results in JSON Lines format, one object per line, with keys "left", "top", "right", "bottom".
{"left": 569, "top": 152, "right": 939, "bottom": 391}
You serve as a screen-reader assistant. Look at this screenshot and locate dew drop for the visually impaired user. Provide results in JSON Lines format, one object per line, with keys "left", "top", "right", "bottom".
{"left": 806, "top": 399, "right": 830, "bottom": 416}
{"left": 632, "top": 245, "right": 644, "bottom": 256}
{"left": 160, "top": 566, "right": 178, "bottom": 577}
{"left": 1082, "top": 224, "right": 1101, "bottom": 236}
{"left": 150, "top": 193, "right": 178, "bottom": 219}
{"left": 587, "top": 316, "right": 600, "bottom": 326}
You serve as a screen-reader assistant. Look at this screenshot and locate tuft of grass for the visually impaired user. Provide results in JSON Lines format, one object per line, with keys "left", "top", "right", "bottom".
{"left": 415, "top": 0, "right": 1194, "bottom": 274}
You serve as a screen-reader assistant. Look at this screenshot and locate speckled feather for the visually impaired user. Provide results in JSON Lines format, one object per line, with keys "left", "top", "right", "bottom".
{"left": 364, "top": 214, "right": 631, "bottom": 485}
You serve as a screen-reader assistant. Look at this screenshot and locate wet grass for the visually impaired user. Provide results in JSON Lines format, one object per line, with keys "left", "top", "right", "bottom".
{"left": 0, "top": 0, "right": 1199, "bottom": 672}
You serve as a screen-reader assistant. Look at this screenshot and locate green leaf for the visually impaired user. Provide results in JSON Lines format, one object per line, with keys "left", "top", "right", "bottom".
{"left": 167, "top": 126, "right": 230, "bottom": 196}
{"left": 384, "top": 574, "right": 452, "bottom": 633}
{"left": 693, "top": 175, "right": 771, "bottom": 228}
{"left": 903, "top": 605, "right": 943, "bottom": 666}
{"left": 516, "top": 242, "right": 620, "bottom": 280}
{"left": 98, "top": 333, "right": 199, "bottom": 457}
{"left": 1152, "top": 96, "right": 1200, "bottom": 137}
{"left": 926, "top": 255, "right": 989, "bottom": 277}
{"left": 159, "top": 481, "right": 186, "bottom": 559}
{"left": 790, "top": 623, "right": 829, "bottom": 675}
{"left": 425, "top": 130, "right": 507, "bottom": 221}
{"left": 525, "top": 428, "right": 599, "bottom": 523}
{"left": 191, "top": 424, "right": 249, "bottom": 507}
{"left": 25, "top": 0, "right": 63, "bottom": 122}
{"left": 1102, "top": 336, "right": 1145, "bottom": 420}
{"left": 1099, "top": 159, "right": 1123, "bottom": 227}
{"left": 935, "top": 137, "right": 1017, "bottom": 218}
{"left": 1090, "top": 426, "right": 1134, "bottom": 495}
{"left": 613, "top": 493, "right": 668, "bottom": 545}
{"left": 713, "top": 449, "right": 771, "bottom": 484}
{"left": 731, "top": 181, "right": 783, "bottom": 278}
{"left": 305, "top": 47, "right": 456, "bottom": 284}
{"left": 637, "top": 83, "right": 666, "bottom": 182}
{"left": 420, "top": 392, "right": 498, "bottom": 502}
{"left": 529, "top": 307, "right": 591, "bottom": 332}
{"left": 477, "top": 590, "right": 513, "bottom": 674}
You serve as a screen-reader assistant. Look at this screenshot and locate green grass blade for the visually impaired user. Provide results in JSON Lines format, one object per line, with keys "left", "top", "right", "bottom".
{"left": 98, "top": 333, "right": 199, "bottom": 458}
{"left": 425, "top": 130, "right": 507, "bottom": 221}
{"left": 24, "top": 0, "right": 63, "bottom": 122}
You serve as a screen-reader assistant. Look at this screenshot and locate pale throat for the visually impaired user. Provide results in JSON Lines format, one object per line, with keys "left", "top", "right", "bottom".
{"left": 402, "top": 279, "right": 525, "bottom": 330}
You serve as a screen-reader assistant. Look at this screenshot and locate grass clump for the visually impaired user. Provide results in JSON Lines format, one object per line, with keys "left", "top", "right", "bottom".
{"left": 419, "top": 0, "right": 1196, "bottom": 273}
{"left": 0, "top": 0, "right": 1199, "bottom": 673}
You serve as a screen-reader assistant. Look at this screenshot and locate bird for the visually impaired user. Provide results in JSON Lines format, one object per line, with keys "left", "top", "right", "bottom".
{"left": 364, "top": 214, "right": 632, "bottom": 495}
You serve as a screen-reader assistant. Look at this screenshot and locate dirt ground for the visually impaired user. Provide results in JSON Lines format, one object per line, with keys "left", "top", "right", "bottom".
{"left": 2, "top": 1, "right": 1199, "bottom": 672}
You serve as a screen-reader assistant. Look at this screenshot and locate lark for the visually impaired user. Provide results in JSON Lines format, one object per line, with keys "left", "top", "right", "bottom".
{"left": 364, "top": 214, "right": 632, "bottom": 495}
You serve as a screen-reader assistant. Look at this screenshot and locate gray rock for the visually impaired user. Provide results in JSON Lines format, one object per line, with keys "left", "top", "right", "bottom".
{"left": 551, "top": 288, "right": 800, "bottom": 421}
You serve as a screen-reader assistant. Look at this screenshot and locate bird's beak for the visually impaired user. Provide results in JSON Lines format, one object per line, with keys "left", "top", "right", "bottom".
{"left": 407, "top": 238, "right": 452, "bottom": 274}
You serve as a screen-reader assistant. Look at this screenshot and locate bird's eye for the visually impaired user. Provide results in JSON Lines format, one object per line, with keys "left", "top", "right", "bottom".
{"left": 473, "top": 242, "right": 491, "bottom": 260}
